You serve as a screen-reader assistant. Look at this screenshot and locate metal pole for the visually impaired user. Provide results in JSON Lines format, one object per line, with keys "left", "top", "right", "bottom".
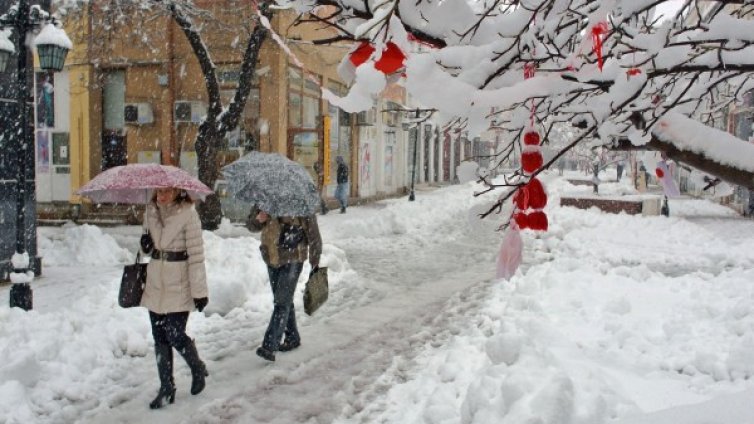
{"left": 409, "top": 128, "right": 417, "bottom": 201}
{"left": 408, "top": 110, "right": 419, "bottom": 201}
{"left": 9, "top": 0, "right": 33, "bottom": 310}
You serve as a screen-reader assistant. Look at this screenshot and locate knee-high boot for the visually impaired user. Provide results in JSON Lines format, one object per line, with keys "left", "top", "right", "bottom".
{"left": 149, "top": 343, "right": 176, "bottom": 409}
{"left": 177, "top": 339, "right": 208, "bottom": 395}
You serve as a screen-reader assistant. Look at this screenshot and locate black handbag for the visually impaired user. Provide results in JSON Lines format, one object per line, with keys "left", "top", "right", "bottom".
{"left": 119, "top": 251, "right": 147, "bottom": 308}
{"left": 304, "top": 266, "right": 328, "bottom": 315}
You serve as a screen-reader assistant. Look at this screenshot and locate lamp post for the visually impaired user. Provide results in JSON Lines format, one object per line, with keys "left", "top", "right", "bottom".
{"left": 401, "top": 109, "right": 427, "bottom": 202}
{"left": 0, "top": 0, "right": 71, "bottom": 310}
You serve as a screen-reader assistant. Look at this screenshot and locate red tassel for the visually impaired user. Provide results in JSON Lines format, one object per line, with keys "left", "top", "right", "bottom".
{"left": 528, "top": 211, "right": 548, "bottom": 231}
{"left": 522, "top": 150, "right": 543, "bottom": 174}
{"left": 591, "top": 21, "right": 609, "bottom": 71}
{"left": 523, "top": 63, "right": 536, "bottom": 79}
{"left": 626, "top": 68, "right": 641, "bottom": 77}
{"left": 523, "top": 131, "right": 541, "bottom": 146}
{"left": 526, "top": 178, "right": 548, "bottom": 210}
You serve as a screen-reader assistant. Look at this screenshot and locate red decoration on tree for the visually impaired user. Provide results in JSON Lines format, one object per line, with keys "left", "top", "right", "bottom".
{"left": 349, "top": 41, "right": 406, "bottom": 74}
{"left": 626, "top": 68, "right": 641, "bottom": 77}
{"left": 591, "top": 21, "right": 609, "bottom": 71}
{"left": 514, "top": 212, "right": 529, "bottom": 229}
{"left": 655, "top": 168, "right": 664, "bottom": 178}
{"left": 522, "top": 150, "right": 543, "bottom": 174}
{"left": 349, "top": 42, "right": 374, "bottom": 67}
{"left": 526, "top": 178, "right": 547, "bottom": 209}
{"left": 523, "top": 62, "right": 536, "bottom": 79}
{"left": 527, "top": 211, "right": 549, "bottom": 231}
{"left": 513, "top": 187, "right": 529, "bottom": 210}
{"left": 523, "top": 131, "right": 541, "bottom": 146}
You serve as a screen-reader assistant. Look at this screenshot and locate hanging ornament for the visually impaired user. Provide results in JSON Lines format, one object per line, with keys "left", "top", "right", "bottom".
{"left": 591, "top": 21, "right": 609, "bottom": 71}
{"left": 513, "top": 186, "right": 529, "bottom": 210}
{"left": 521, "top": 148, "right": 544, "bottom": 174}
{"left": 527, "top": 211, "right": 549, "bottom": 231}
{"left": 626, "top": 68, "right": 641, "bottom": 77}
{"left": 514, "top": 212, "right": 529, "bottom": 229}
{"left": 523, "top": 62, "right": 537, "bottom": 79}
{"left": 349, "top": 41, "right": 406, "bottom": 75}
{"left": 526, "top": 178, "right": 548, "bottom": 209}
{"left": 523, "top": 130, "right": 541, "bottom": 146}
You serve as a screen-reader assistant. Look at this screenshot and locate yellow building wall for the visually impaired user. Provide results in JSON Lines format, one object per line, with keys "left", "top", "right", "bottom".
{"left": 67, "top": 65, "right": 92, "bottom": 204}
{"left": 59, "top": 2, "right": 355, "bottom": 196}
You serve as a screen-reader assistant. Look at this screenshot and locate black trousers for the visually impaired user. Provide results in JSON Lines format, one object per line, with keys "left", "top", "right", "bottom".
{"left": 149, "top": 311, "right": 192, "bottom": 350}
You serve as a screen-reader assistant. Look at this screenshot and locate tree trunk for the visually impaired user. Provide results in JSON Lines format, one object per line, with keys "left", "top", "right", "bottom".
{"left": 195, "top": 123, "right": 223, "bottom": 230}
{"left": 612, "top": 137, "right": 754, "bottom": 190}
{"left": 168, "top": 2, "right": 270, "bottom": 230}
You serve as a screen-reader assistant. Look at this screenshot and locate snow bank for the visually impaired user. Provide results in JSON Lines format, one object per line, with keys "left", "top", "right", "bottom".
{"left": 38, "top": 224, "right": 132, "bottom": 266}
{"left": 350, "top": 176, "right": 754, "bottom": 424}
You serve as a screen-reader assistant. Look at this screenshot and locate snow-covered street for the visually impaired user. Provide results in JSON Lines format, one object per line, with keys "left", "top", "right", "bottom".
{"left": 3, "top": 172, "right": 754, "bottom": 424}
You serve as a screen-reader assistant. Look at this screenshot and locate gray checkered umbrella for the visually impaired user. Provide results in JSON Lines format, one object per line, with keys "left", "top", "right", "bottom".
{"left": 222, "top": 152, "right": 320, "bottom": 217}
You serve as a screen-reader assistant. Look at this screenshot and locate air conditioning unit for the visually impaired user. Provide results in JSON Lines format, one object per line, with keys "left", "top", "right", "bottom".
{"left": 174, "top": 101, "right": 207, "bottom": 124}
{"left": 124, "top": 103, "right": 154, "bottom": 125}
{"left": 356, "top": 109, "right": 376, "bottom": 126}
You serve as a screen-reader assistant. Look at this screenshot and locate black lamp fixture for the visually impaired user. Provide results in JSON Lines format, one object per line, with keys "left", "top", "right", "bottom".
{"left": 1, "top": 1, "right": 71, "bottom": 310}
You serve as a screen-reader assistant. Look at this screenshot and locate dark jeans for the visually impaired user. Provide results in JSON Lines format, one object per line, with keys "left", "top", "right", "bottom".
{"left": 149, "top": 311, "right": 192, "bottom": 351}
{"left": 262, "top": 262, "right": 304, "bottom": 351}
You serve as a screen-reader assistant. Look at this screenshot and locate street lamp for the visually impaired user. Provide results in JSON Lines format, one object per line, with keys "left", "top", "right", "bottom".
{"left": 0, "top": 1, "right": 71, "bottom": 310}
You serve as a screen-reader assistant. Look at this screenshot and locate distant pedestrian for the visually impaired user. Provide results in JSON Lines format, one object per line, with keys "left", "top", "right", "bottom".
{"left": 335, "top": 155, "right": 349, "bottom": 213}
{"left": 247, "top": 209, "right": 322, "bottom": 362}
{"left": 616, "top": 161, "right": 624, "bottom": 181}
{"left": 557, "top": 158, "right": 565, "bottom": 176}
{"left": 313, "top": 162, "right": 328, "bottom": 215}
{"left": 140, "top": 187, "right": 209, "bottom": 409}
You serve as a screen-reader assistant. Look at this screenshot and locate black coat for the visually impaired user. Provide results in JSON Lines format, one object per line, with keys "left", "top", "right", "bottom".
{"left": 337, "top": 162, "right": 349, "bottom": 184}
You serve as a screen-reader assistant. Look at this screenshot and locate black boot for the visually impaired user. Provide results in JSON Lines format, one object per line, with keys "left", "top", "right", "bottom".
{"left": 177, "top": 340, "right": 208, "bottom": 395}
{"left": 150, "top": 344, "right": 176, "bottom": 409}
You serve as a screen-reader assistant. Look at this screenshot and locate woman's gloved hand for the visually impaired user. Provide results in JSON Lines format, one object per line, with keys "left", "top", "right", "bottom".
{"left": 194, "top": 297, "right": 209, "bottom": 312}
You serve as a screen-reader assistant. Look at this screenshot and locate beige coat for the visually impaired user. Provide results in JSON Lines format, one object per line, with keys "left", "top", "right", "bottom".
{"left": 141, "top": 202, "right": 208, "bottom": 314}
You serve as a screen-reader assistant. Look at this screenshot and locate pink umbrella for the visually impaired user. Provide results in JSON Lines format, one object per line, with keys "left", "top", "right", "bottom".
{"left": 75, "top": 163, "right": 213, "bottom": 204}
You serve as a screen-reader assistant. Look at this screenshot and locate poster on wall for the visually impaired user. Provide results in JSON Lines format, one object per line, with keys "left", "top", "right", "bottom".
{"left": 36, "top": 71, "right": 55, "bottom": 128}
{"left": 37, "top": 131, "right": 50, "bottom": 173}
{"left": 384, "top": 145, "right": 393, "bottom": 186}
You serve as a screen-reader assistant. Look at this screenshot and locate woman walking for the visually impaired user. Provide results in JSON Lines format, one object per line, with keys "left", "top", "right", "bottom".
{"left": 140, "top": 187, "right": 209, "bottom": 409}
{"left": 248, "top": 208, "right": 322, "bottom": 362}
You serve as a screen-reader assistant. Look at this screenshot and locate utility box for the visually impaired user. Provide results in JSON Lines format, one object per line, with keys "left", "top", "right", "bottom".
{"left": 642, "top": 197, "right": 662, "bottom": 216}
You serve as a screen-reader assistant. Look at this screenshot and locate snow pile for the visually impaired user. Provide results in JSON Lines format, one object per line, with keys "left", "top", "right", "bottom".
{"left": 38, "top": 224, "right": 132, "bottom": 266}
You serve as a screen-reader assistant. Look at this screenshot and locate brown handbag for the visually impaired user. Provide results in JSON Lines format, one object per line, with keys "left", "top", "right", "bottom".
{"left": 119, "top": 251, "right": 147, "bottom": 308}
{"left": 303, "top": 266, "right": 328, "bottom": 315}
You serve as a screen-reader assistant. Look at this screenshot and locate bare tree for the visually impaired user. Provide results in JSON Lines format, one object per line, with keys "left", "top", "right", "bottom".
{"left": 282, "top": 0, "right": 754, "bottom": 220}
